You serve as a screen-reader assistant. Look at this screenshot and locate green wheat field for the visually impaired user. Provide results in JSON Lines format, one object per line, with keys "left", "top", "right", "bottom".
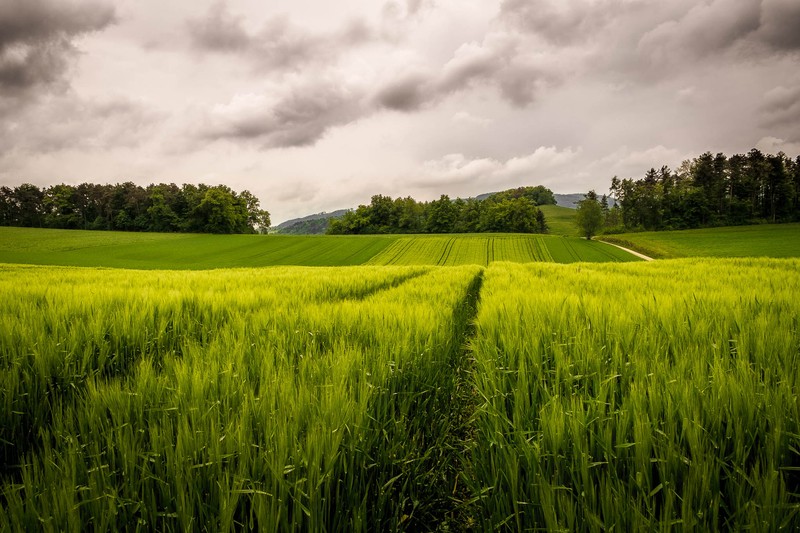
{"left": 1, "top": 226, "right": 799, "bottom": 531}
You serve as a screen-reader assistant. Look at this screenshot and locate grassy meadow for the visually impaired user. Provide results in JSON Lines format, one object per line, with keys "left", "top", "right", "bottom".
{"left": 601, "top": 223, "right": 800, "bottom": 259}
{"left": 469, "top": 259, "right": 800, "bottom": 530}
{"left": 539, "top": 204, "right": 580, "bottom": 236}
{"left": 0, "top": 227, "right": 637, "bottom": 267}
{"left": 0, "top": 264, "right": 483, "bottom": 530}
{"left": 2, "top": 221, "right": 800, "bottom": 530}
{"left": 0, "top": 228, "right": 395, "bottom": 268}
{"left": 366, "top": 234, "right": 637, "bottom": 265}
{"left": 2, "top": 256, "right": 799, "bottom": 530}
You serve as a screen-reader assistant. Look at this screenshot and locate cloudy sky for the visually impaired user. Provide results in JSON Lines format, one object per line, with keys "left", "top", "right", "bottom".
{"left": 1, "top": 0, "right": 799, "bottom": 223}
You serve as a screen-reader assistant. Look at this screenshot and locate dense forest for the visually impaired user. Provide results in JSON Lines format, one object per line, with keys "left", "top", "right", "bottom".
{"left": 0, "top": 182, "right": 270, "bottom": 234}
{"left": 599, "top": 149, "right": 800, "bottom": 232}
{"left": 327, "top": 186, "right": 555, "bottom": 234}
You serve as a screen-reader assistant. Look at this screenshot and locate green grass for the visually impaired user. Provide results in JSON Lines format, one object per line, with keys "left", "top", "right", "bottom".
{"left": 0, "top": 227, "right": 395, "bottom": 268}
{"left": 539, "top": 204, "right": 579, "bottom": 236}
{"left": 601, "top": 223, "right": 800, "bottom": 259}
{"left": 0, "top": 227, "right": 638, "bottom": 268}
{"left": 1, "top": 259, "right": 798, "bottom": 530}
{"left": 0, "top": 264, "right": 482, "bottom": 531}
{"left": 367, "top": 234, "right": 639, "bottom": 265}
{"left": 469, "top": 259, "right": 800, "bottom": 530}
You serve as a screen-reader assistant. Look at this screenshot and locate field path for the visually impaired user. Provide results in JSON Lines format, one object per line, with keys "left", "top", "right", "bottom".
{"left": 598, "top": 240, "right": 654, "bottom": 261}
{"left": 442, "top": 268, "right": 484, "bottom": 529}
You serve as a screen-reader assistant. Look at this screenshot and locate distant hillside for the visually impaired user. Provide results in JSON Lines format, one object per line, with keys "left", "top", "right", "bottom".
{"left": 274, "top": 209, "right": 349, "bottom": 234}
{"left": 274, "top": 190, "right": 593, "bottom": 235}
{"left": 555, "top": 193, "right": 617, "bottom": 208}
{"left": 554, "top": 193, "right": 584, "bottom": 208}
{"left": 539, "top": 205, "right": 579, "bottom": 236}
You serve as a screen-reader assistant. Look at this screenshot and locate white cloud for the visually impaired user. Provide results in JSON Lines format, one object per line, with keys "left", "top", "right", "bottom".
{"left": 452, "top": 111, "right": 492, "bottom": 126}
{"left": 586, "top": 145, "right": 691, "bottom": 180}
{"left": 411, "top": 146, "right": 581, "bottom": 189}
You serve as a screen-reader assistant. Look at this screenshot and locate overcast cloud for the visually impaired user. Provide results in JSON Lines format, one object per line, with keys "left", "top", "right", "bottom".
{"left": 0, "top": 0, "right": 798, "bottom": 223}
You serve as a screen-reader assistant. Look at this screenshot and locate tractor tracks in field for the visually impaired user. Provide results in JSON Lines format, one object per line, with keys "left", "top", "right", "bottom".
{"left": 321, "top": 269, "right": 430, "bottom": 302}
{"left": 434, "top": 268, "right": 484, "bottom": 531}
{"left": 597, "top": 240, "right": 655, "bottom": 261}
{"left": 361, "top": 268, "right": 484, "bottom": 532}
{"left": 436, "top": 238, "right": 457, "bottom": 266}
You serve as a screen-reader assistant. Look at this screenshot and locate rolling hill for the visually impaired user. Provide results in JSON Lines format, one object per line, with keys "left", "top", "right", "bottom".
{"left": 0, "top": 227, "right": 636, "bottom": 268}
{"left": 600, "top": 223, "right": 800, "bottom": 259}
{"left": 273, "top": 193, "right": 584, "bottom": 235}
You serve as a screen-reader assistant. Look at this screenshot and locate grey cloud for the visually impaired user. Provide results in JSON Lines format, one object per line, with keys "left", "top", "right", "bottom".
{"left": 374, "top": 73, "right": 431, "bottom": 111}
{"left": 500, "top": 0, "right": 799, "bottom": 85}
{"left": 497, "top": 67, "right": 544, "bottom": 107}
{"left": 639, "top": 1, "right": 761, "bottom": 60}
{"left": 635, "top": 0, "right": 800, "bottom": 67}
{"left": 0, "top": 0, "right": 115, "bottom": 47}
{"left": 760, "top": 85, "right": 800, "bottom": 128}
{"left": 374, "top": 36, "right": 551, "bottom": 111}
{"left": 499, "top": 0, "right": 633, "bottom": 45}
{"left": 252, "top": 17, "right": 332, "bottom": 71}
{"left": 188, "top": 3, "right": 369, "bottom": 73}
{"left": 0, "top": 41, "right": 71, "bottom": 94}
{"left": 758, "top": 0, "right": 800, "bottom": 50}
{"left": 441, "top": 40, "right": 558, "bottom": 108}
{"left": 0, "top": 96, "right": 163, "bottom": 153}
{"left": 385, "top": 0, "right": 431, "bottom": 19}
{"left": 437, "top": 43, "right": 505, "bottom": 93}
{"left": 202, "top": 27, "right": 555, "bottom": 150}
{"left": 202, "top": 83, "right": 363, "bottom": 148}
{"left": 406, "top": 0, "right": 425, "bottom": 16}
{"left": 501, "top": 0, "right": 798, "bottom": 55}
{"left": 379, "top": 0, "right": 434, "bottom": 41}
{"left": 340, "top": 19, "right": 374, "bottom": 45}
{"left": 192, "top": 1, "right": 562, "bottom": 149}
{"left": 274, "top": 181, "right": 320, "bottom": 203}
{"left": 0, "top": 0, "right": 115, "bottom": 96}
{"left": 186, "top": 1, "right": 249, "bottom": 51}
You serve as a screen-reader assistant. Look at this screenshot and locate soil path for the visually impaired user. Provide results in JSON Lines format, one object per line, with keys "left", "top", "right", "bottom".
{"left": 598, "top": 240, "right": 655, "bottom": 261}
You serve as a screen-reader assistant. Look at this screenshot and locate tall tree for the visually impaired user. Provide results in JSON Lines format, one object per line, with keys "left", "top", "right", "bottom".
{"left": 13, "top": 184, "right": 45, "bottom": 227}
{"left": 425, "top": 195, "right": 457, "bottom": 233}
{"left": 576, "top": 191, "right": 603, "bottom": 239}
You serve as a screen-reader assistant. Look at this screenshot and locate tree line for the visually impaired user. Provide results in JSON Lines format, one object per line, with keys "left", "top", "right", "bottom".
{"left": 0, "top": 182, "right": 270, "bottom": 234}
{"left": 327, "top": 186, "right": 555, "bottom": 235}
{"left": 599, "top": 149, "right": 800, "bottom": 233}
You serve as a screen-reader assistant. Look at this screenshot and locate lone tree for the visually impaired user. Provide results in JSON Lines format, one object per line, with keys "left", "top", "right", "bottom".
{"left": 576, "top": 190, "right": 603, "bottom": 239}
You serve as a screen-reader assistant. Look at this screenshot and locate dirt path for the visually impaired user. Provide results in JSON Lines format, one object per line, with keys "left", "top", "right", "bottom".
{"left": 598, "top": 240, "right": 655, "bottom": 261}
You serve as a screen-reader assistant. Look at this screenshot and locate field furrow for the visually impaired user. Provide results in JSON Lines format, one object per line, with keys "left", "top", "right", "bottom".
{"left": 367, "top": 234, "right": 641, "bottom": 266}
{"left": 0, "top": 264, "right": 482, "bottom": 531}
{"left": 3, "top": 252, "right": 797, "bottom": 531}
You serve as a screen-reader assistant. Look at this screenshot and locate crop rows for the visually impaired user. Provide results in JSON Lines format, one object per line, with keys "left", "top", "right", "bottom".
{"left": 2, "top": 258, "right": 798, "bottom": 531}
{"left": 0, "top": 264, "right": 482, "bottom": 531}
{"left": 469, "top": 259, "right": 800, "bottom": 530}
{"left": 367, "top": 235, "right": 638, "bottom": 266}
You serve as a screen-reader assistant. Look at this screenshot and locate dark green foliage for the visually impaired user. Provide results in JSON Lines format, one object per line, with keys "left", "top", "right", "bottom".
{"left": 0, "top": 182, "right": 270, "bottom": 234}
{"left": 576, "top": 191, "right": 604, "bottom": 239}
{"left": 609, "top": 149, "right": 799, "bottom": 232}
{"left": 328, "top": 186, "right": 553, "bottom": 235}
{"left": 490, "top": 185, "right": 557, "bottom": 206}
